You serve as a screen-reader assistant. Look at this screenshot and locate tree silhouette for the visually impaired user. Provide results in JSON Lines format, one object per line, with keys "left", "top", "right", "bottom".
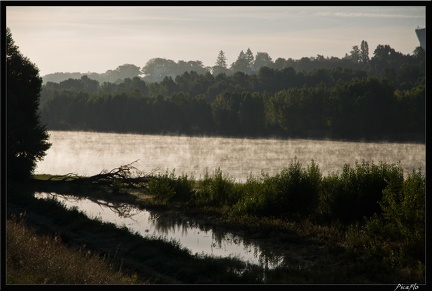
{"left": 6, "top": 27, "right": 51, "bottom": 181}
{"left": 231, "top": 50, "right": 251, "bottom": 74}
{"left": 215, "top": 50, "right": 228, "bottom": 68}
{"left": 212, "top": 50, "right": 232, "bottom": 76}
{"left": 360, "top": 40, "right": 369, "bottom": 64}
{"left": 253, "top": 52, "right": 273, "bottom": 71}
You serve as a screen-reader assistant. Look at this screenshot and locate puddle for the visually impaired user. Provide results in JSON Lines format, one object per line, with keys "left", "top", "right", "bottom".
{"left": 34, "top": 192, "right": 287, "bottom": 269}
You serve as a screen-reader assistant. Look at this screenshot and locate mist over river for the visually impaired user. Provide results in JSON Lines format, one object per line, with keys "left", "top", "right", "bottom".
{"left": 35, "top": 131, "right": 425, "bottom": 182}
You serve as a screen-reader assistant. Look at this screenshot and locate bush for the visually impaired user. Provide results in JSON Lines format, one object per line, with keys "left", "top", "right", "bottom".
{"left": 321, "top": 161, "right": 403, "bottom": 223}
{"left": 195, "top": 168, "right": 240, "bottom": 207}
{"left": 149, "top": 169, "right": 195, "bottom": 204}
{"left": 233, "top": 159, "right": 321, "bottom": 218}
{"left": 346, "top": 169, "right": 425, "bottom": 277}
{"left": 272, "top": 159, "right": 321, "bottom": 215}
{"left": 232, "top": 172, "right": 276, "bottom": 216}
{"left": 379, "top": 169, "right": 425, "bottom": 264}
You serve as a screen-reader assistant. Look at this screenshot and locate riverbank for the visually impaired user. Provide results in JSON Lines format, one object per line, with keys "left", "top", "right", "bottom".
{"left": 6, "top": 171, "right": 425, "bottom": 284}
{"left": 5, "top": 195, "right": 357, "bottom": 284}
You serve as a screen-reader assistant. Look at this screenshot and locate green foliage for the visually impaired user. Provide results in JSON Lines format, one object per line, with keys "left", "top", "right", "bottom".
{"left": 233, "top": 159, "right": 321, "bottom": 217}
{"left": 232, "top": 172, "right": 275, "bottom": 216}
{"left": 20, "top": 160, "right": 425, "bottom": 283}
{"left": 346, "top": 169, "right": 425, "bottom": 276}
{"left": 214, "top": 50, "right": 228, "bottom": 68}
{"left": 271, "top": 159, "right": 321, "bottom": 215}
{"left": 39, "top": 54, "right": 425, "bottom": 142}
{"left": 148, "top": 170, "right": 195, "bottom": 204}
{"left": 393, "top": 86, "right": 426, "bottom": 134}
{"left": 379, "top": 169, "right": 425, "bottom": 262}
{"left": 148, "top": 171, "right": 176, "bottom": 203}
{"left": 320, "top": 161, "right": 403, "bottom": 223}
{"left": 172, "top": 172, "right": 196, "bottom": 202}
{"left": 194, "top": 168, "right": 240, "bottom": 207}
{"left": 6, "top": 27, "right": 51, "bottom": 181}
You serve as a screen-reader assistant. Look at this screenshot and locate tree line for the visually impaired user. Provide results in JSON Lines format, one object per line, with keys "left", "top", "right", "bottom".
{"left": 42, "top": 41, "right": 425, "bottom": 87}
{"left": 39, "top": 57, "right": 425, "bottom": 142}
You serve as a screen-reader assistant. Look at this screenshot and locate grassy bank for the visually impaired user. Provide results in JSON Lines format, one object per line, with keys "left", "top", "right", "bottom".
{"left": 6, "top": 159, "right": 425, "bottom": 284}
{"left": 6, "top": 214, "right": 145, "bottom": 284}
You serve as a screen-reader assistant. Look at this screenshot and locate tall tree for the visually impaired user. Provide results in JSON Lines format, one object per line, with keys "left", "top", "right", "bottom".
{"left": 245, "top": 48, "right": 254, "bottom": 70}
{"left": 176, "top": 60, "right": 208, "bottom": 76}
{"left": 6, "top": 27, "right": 51, "bottom": 181}
{"left": 213, "top": 50, "right": 231, "bottom": 76}
{"left": 349, "top": 45, "right": 361, "bottom": 63}
{"left": 141, "top": 58, "right": 177, "bottom": 81}
{"left": 215, "top": 50, "right": 228, "bottom": 68}
{"left": 253, "top": 52, "right": 273, "bottom": 71}
{"left": 360, "top": 40, "right": 370, "bottom": 64}
{"left": 231, "top": 50, "right": 250, "bottom": 74}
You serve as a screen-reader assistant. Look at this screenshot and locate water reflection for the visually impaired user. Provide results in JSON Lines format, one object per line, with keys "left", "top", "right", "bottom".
{"left": 34, "top": 192, "right": 286, "bottom": 270}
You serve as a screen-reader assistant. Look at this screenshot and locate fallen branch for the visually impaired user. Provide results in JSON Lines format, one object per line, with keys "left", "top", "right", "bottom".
{"left": 66, "top": 160, "right": 157, "bottom": 189}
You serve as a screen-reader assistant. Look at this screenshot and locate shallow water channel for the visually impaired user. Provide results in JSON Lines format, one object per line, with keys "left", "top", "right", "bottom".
{"left": 34, "top": 192, "right": 295, "bottom": 270}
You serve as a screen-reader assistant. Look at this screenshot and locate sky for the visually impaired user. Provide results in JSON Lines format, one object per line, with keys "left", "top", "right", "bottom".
{"left": 5, "top": 5, "right": 426, "bottom": 76}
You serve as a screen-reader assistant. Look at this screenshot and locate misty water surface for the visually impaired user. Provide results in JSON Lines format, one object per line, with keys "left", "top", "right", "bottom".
{"left": 35, "top": 131, "right": 425, "bottom": 182}
{"left": 32, "top": 131, "right": 425, "bottom": 274}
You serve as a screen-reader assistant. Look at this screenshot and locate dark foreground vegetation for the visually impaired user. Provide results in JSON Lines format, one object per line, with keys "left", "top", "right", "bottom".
{"left": 6, "top": 215, "right": 145, "bottom": 284}
{"left": 7, "top": 159, "right": 425, "bottom": 284}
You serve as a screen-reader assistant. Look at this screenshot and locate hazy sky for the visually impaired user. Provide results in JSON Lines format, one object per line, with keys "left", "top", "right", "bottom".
{"left": 6, "top": 5, "right": 426, "bottom": 76}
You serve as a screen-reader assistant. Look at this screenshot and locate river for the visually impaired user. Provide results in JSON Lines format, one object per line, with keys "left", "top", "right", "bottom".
{"left": 35, "top": 130, "right": 426, "bottom": 182}
{"left": 33, "top": 130, "right": 426, "bottom": 273}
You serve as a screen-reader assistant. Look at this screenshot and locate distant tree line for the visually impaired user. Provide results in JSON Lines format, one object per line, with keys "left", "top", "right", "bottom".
{"left": 39, "top": 43, "right": 425, "bottom": 142}
{"left": 42, "top": 41, "right": 425, "bottom": 88}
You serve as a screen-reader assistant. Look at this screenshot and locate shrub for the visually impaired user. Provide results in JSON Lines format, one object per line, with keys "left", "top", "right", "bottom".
{"left": 195, "top": 168, "right": 239, "bottom": 207}
{"left": 346, "top": 169, "right": 425, "bottom": 276}
{"left": 321, "top": 161, "right": 403, "bottom": 223}
{"left": 148, "top": 169, "right": 195, "bottom": 204}
{"left": 232, "top": 172, "right": 276, "bottom": 216}
{"left": 272, "top": 159, "right": 321, "bottom": 216}
{"left": 379, "top": 169, "right": 425, "bottom": 264}
{"left": 148, "top": 170, "right": 176, "bottom": 204}
{"left": 171, "top": 172, "right": 196, "bottom": 202}
{"left": 233, "top": 159, "right": 321, "bottom": 218}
